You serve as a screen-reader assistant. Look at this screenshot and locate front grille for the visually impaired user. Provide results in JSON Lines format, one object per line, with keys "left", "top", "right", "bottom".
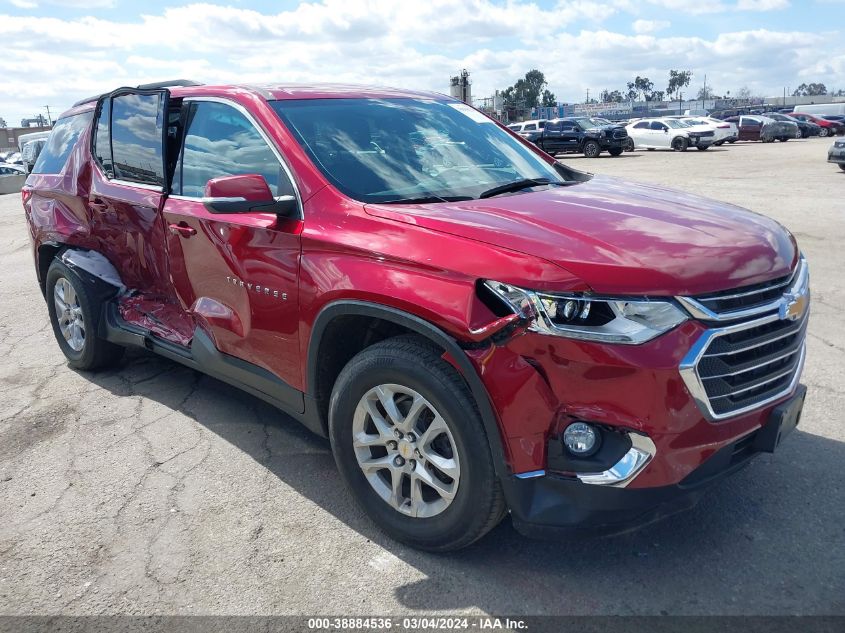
{"left": 691, "top": 311, "right": 807, "bottom": 418}
{"left": 612, "top": 129, "right": 628, "bottom": 139}
{"left": 693, "top": 271, "right": 794, "bottom": 314}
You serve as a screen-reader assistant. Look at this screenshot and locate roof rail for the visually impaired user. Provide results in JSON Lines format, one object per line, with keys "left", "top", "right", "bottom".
{"left": 72, "top": 80, "right": 204, "bottom": 107}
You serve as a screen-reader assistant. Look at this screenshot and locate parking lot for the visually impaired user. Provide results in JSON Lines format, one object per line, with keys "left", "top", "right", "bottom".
{"left": 0, "top": 137, "right": 843, "bottom": 616}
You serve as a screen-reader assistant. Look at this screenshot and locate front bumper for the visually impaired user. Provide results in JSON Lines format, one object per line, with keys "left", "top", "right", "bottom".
{"left": 828, "top": 145, "right": 845, "bottom": 164}
{"left": 504, "top": 385, "right": 805, "bottom": 537}
{"left": 597, "top": 137, "right": 626, "bottom": 150}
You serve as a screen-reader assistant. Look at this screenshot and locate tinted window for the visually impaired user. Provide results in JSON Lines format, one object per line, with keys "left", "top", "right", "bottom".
{"left": 633, "top": 121, "right": 649, "bottom": 129}
{"left": 272, "top": 98, "right": 566, "bottom": 204}
{"left": 111, "top": 93, "right": 165, "bottom": 186}
{"left": 523, "top": 123, "right": 536, "bottom": 131}
{"left": 545, "top": 122, "right": 561, "bottom": 132}
{"left": 538, "top": 121, "right": 546, "bottom": 128}
{"left": 560, "top": 122, "right": 576, "bottom": 130}
{"left": 649, "top": 121, "right": 666, "bottom": 130}
{"left": 32, "top": 112, "right": 93, "bottom": 174}
{"left": 178, "top": 100, "right": 291, "bottom": 198}
{"left": 93, "top": 97, "right": 113, "bottom": 176}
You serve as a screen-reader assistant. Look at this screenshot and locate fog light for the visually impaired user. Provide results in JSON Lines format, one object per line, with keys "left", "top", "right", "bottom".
{"left": 563, "top": 422, "right": 600, "bottom": 457}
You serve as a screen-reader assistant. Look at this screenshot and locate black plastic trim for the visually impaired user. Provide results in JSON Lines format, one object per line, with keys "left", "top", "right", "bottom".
{"left": 308, "top": 300, "right": 510, "bottom": 478}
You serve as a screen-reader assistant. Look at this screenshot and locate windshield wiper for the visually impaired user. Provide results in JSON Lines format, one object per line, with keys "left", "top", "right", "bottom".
{"left": 478, "top": 178, "right": 572, "bottom": 199}
{"left": 378, "top": 195, "right": 473, "bottom": 204}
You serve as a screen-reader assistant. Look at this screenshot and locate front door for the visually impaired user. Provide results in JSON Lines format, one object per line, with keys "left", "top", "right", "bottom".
{"left": 162, "top": 98, "right": 304, "bottom": 394}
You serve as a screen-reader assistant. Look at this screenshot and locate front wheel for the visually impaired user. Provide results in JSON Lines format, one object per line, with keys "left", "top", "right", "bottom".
{"left": 329, "top": 336, "right": 506, "bottom": 551}
{"left": 820, "top": 128, "right": 830, "bottom": 137}
{"left": 796, "top": 128, "right": 803, "bottom": 139}
{"left": 672, "top": 137, "right": 689, "bottom": 152}
{"left": 46, "top": 259, "right": 124, "bottom": 370}
{"left": 583, "top": 140, "right": 601, "bottom": 158}
{"left": 608, "top": 147, "right": 623, "bottom": 156}
{"left": 623, "top": 138, "right": 635, "bottom": 152}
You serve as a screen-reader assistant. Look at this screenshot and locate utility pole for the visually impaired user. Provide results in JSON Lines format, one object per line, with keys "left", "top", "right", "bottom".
{"left": 585, "top": 88, "right": 589, "bottom": 104}
{"left": 702, "top": 74, "right": 707, "bottom": 110}
{"left": 44, "top": 105, "right": 53, "bottom": 126}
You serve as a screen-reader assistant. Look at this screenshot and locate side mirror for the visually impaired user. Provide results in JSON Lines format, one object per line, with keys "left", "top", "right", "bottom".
{"left": 203, "top": 174, "right": 297, "bottom": 217}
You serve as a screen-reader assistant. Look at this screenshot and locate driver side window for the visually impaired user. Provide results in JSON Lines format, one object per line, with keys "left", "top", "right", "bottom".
{"left": 175, "top": 100, "right": 295, "bottom": 199}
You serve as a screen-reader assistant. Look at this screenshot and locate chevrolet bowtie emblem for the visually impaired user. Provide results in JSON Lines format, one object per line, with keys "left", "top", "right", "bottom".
{"left": 779, "top": 292, "right": 807, "bottom": 322}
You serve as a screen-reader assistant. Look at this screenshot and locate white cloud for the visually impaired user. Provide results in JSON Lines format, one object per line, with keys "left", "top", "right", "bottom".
{"left": 0, "top": 1, "right": 839, "bottom": 126}
{"left": 632, "top": 19, "right": 671, "bottom": 34}
{"left": 9, "top": 0, "right": 38, "bottom": 9}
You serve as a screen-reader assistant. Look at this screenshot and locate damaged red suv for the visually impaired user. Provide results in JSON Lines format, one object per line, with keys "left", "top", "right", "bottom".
{"left": 23, "top": 81, "right": 809, "bottom": 550}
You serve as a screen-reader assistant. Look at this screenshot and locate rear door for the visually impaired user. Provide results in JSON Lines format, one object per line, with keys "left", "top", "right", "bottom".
{"left": 89, "top": 89, "right": 177, "bottom": 299}
{"left": 161, "top": 97, "right": 304, "bottom": 397}
{"left": 738, "top": 116, "right": 761, "bottom": 140}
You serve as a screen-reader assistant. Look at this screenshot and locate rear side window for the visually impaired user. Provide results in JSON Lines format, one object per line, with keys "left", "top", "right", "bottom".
{"left": 523, "top": 124, "right": 536, "bottom": 131}
{"left": 110, "top": 93, "right": 166, "bottom": 186}
{"left": 31, "top": 112, "right": 93, "bottom": 174}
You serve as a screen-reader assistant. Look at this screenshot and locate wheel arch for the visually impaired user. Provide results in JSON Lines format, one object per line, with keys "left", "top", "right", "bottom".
{"left": 37, "top": 241, "right": 66, "bottom": 296}
{"left": 307, "top": 300, "right": 510, "bottom": 478}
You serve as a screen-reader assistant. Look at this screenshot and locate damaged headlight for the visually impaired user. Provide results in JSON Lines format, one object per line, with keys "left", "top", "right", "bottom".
{"left": 484, "top": 280, "right": 688, "bottom": 344}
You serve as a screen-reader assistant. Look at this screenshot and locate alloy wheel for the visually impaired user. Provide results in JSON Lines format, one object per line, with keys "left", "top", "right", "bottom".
{"left": 53, "top": 277, "right": 85, "bottom": 352}
{"left": 352, "top": 384, "right": 460, "bottom": 518}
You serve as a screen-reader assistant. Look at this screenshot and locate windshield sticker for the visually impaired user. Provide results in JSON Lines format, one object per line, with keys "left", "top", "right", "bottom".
{"left": 448, "top": 103, "right": 492, "bottom": 123}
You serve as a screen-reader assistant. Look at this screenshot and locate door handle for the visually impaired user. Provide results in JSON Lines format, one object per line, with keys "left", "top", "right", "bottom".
{"left": 168, "top": 222, "right": 197, "bottom": 237}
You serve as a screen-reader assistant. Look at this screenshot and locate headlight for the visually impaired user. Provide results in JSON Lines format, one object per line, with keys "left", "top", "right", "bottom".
{"left": 484, "top": 280, "right": 688, "bottom": 344}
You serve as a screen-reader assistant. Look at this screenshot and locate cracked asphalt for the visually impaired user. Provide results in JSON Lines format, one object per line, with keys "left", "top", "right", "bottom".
{"left": 1, "top": 137, "right": 843, "bottom": 616}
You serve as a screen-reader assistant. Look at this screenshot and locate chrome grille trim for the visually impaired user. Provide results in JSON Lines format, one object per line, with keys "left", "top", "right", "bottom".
{"left": 677, "top": 256, "right": 808, "bottom": 322}
{"left": 680, "top": 255, "right": 809, "bottom": 421}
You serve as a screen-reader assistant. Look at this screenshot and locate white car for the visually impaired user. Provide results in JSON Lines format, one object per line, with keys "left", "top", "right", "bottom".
{"left": 678, "top": 116, "right": 737, "bottom": 145}
{"left": 624, "top": 118, "right": 716, "bottom": 152}
{"left": 507, "top": 119, "right": 547, "bottom": 139}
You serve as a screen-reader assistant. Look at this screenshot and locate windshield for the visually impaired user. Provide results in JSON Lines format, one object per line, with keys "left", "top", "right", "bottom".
{"left": 573, "top": 117, "right": 605, "bottom": 130}
{"left": 271, "top": 98, "right": 564, "bottom": 203}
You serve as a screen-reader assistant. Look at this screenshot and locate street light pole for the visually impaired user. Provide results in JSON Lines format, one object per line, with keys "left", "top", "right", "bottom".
{"left": 44, "top": 105, "right": 53, "bottom": 126}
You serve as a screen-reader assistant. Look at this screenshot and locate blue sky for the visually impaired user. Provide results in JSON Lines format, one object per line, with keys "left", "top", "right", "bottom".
{"left": 1, "top": 0, "right": 843, "bottom": 126}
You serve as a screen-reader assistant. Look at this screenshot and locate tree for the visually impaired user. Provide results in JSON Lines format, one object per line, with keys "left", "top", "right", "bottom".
{"left": 502, "top": 69, "right": 550, "bottom": 109}
{"left": 650, "top": 90, "right": 665, "bottom": 102}
{"left": 600, "top": 89, "right": 624, "bottom": 103}
{"left": 667, "top": 69, "right": 693, "bottom": 100}
{"left": 626, "top": 76, "right": 654, "bottom": 102}
{"left": 541, "top": 89, "right": 557, "bottom": 107}
{"left": 696, "top": 85, "right": 717, "bottom": 100}
{"left": 793, "top": 82, "right": 827, "bottom": 96}
{"left": 735, "top": 86, "right": 752, "bottom": 101}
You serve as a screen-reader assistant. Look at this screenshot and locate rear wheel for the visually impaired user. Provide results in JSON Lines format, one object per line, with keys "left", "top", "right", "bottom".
{"left": 672, "top": 137, "right": 688, "bottom": 152}
{"left": 820, "top": 128, "right": 830, "bottom": 137}
{"left": 329, "top": 336, "right": 506, "bottom": 551}
{"left": 796, "top": 128, "right": 803, "bottom": 139}
{"left": 46, "top": 259, "right": 124, "bottom": 370}
{"left": 583, "top": 140, "right": 601, "bottom": 158}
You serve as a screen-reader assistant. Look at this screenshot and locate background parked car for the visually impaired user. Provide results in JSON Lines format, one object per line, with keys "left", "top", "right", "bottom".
{"left": 724, "top": 115, "right": 798, "bottom": 142}
{"left": 21, "top": 139, "right": 46, "bottom": 174}
{"left": 534, "top": 117, "right": 628, "bottom": 158}
{"left": 677, "top": 116, "right": 738, "bottom": 145}
{"left": 624, "top": 117, "right": 713, "bottom": 152}
{"left": 763, "top": 112, "right": 821, "bottom": 138}
{"left": 788, "top": 112, "right": 844, "bottom": 137}
{"left": 2, "top": 152, "right": 22, "bottom": 165}
{"left": 829, "top": 138, "right": 845, "bottom": 171}
{"left": 0, "top": 163, "right": 26, "bottom": 195}
{"left": 507, "top": 119, "right": 547, "bottom": 142}
{"left": 793, "top": 103, "right": 845, "bottom": 116}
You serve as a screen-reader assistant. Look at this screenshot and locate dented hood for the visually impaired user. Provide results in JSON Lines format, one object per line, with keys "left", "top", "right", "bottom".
{"left": 365, "top": 175, "right": 797, "bottom": 296}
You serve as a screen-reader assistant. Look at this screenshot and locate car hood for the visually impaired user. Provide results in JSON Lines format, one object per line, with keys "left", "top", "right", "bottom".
{"left": 365, "top": 175, "right": 796, "bottom": 296}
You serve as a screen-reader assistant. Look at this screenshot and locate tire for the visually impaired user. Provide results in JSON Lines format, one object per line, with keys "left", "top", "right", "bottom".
{"left": 820, "top": 128, "right": 829, "bottom": 137}
{"left": 328, "top": 336, "right": 506, "bottom": 551}
{"left": 46, "top": 259, "right": 124, "bottom": 371}
{"left": 697, "top": 145, "right": 709, "bottom": 151}
{"left": 608, "top": 147, "right": 623, "bottom": 157}
{"left": 583, "top": 140, "right": 601, "bottom": 158}
{"left": 840, "top": 164, "right": 845, "bottom": 172}
{"left": 796, "top": 128, "right": 803, "bottom": 139}
{"left": 623, "top": 138, "right": 635, "bottom": 152}
{"left": 672, "top": 137, "right": 688, "bottom": 152}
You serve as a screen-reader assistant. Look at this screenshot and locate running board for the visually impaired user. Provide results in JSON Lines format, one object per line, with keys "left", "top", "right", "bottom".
{"left": 99, "top": 303, "right": 323, "bottom": 434}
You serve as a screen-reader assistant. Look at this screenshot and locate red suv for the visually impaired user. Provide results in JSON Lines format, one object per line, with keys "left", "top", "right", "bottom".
{"left": 23, "top": 81, "right": 809, "bottom": 551}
